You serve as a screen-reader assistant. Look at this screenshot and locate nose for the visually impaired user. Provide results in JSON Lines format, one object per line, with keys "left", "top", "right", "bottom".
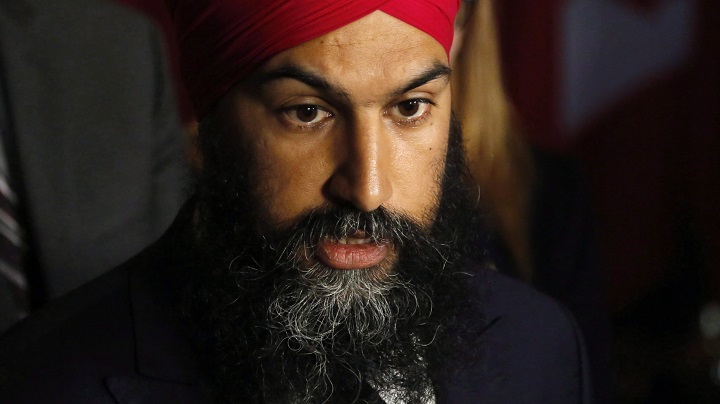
{"left": 326, "top": 117, "right": 393, "bottom": 212}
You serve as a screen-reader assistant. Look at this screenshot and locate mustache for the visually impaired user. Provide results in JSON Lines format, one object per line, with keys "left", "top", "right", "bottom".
{"left": 264, "top": 204, "right": 434, "bottom": 254}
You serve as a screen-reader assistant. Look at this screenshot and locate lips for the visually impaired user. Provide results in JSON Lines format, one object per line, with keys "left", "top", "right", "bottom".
{"left": 315, "top": 230, "right": 388, "bottom": 270}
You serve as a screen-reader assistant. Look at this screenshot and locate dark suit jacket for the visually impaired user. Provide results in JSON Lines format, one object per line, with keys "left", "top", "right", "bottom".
{"left": 0, "top": 207, "right": 595, "bottom": 403}
{"left": 0, "top": 0, "right": 187, "bottom": 320}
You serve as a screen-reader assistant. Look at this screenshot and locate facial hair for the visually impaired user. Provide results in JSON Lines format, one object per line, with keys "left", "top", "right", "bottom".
{"left": 179, "top": 112, "right": 489, "bottom": 403}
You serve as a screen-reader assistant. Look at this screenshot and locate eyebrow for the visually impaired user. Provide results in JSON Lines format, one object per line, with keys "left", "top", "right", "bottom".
{"left": 256, "top": 62, "right": 452, "bottom": 100}
{"left": 392, "top": 62, "right": 452, "bottom": 97}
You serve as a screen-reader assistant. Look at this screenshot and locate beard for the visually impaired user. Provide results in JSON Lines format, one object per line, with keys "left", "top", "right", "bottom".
{"left": 179, "top": 112, "right": 489, "bottom": 403}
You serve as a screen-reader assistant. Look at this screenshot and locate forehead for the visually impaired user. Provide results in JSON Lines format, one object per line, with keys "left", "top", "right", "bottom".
{"left": 253, "top": 11, "right": 449, "bottom": 95}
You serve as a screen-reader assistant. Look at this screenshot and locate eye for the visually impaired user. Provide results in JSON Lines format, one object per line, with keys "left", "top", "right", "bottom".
{"left": 397, "top": 100, "right": 423, "bottom": 117}
{"left": 283, "top": 104, "right": 333, "bottom": 126}
{"left": 389, "top": 99, "right": 433, "bottom": 126}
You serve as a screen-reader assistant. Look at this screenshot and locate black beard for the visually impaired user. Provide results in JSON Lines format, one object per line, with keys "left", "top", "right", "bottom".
{"left": 179, "top": 113, "right": 489, "bottom": 403}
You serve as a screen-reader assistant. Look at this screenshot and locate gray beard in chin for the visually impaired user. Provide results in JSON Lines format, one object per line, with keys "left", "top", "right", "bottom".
{"left": 230, "top": 205, "right": 442, "bottom": 402}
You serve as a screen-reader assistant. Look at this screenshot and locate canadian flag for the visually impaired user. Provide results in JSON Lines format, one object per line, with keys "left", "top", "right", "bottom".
{"left": 496, "top": 0, "right": 720, "bottom": 308}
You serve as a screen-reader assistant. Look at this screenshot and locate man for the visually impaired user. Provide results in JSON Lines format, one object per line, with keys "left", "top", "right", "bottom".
{"left": 0, "top": 0, "right": 594, "bottom": 402}
{"left": 0, "top": 0, "right": 187, "bottom": 332}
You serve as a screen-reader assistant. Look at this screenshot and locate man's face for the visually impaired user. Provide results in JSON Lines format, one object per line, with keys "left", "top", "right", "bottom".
{"left": 219, "top": 11, "right": 452, "bottom": 273}
{"left": 189, "top": 11, "right": 479, "bottom": 402}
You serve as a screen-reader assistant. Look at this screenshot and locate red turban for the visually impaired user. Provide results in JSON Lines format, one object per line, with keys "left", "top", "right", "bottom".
{"left": 165, "top": 0, "right": 460, "bottom": 119}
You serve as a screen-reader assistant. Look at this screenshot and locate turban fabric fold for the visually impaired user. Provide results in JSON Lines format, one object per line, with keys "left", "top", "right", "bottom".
{"left": 165, "top": 0, "right": 460, "bottom": 119}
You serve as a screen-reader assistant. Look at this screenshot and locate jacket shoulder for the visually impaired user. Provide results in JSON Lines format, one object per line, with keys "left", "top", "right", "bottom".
{"left": 445, "top": 269, "right": 594, "bottom": 403}
{"left": 0, "top": 259, "right": 139, "bottom": 402}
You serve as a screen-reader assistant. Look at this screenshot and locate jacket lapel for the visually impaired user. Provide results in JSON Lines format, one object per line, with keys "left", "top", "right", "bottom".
{"left": 128, "top": 245, "right": 201, "bottom": 383}
{"left": 107, "top": 222, "right": 209, "bottom": 403}
{"left": 434, "top": 269, "right": 500, "bottom": 404}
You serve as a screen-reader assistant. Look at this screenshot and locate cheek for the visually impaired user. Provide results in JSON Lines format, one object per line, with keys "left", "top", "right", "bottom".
{"left": 250, "top": 138, "right": 332, "bottom": 226}
{"left": 390, "top": 128, "right": 449, "bottom": 223}
{"left": 230, "top": 97, "right": 332, "bottom": 227}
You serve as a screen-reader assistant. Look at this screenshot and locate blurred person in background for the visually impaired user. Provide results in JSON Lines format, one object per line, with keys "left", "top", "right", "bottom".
{"left": 0, "top": 0, "right": 187, "bottom": 333}
{"left": 451, "top": 0, "right": 614, "bottom": 401}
